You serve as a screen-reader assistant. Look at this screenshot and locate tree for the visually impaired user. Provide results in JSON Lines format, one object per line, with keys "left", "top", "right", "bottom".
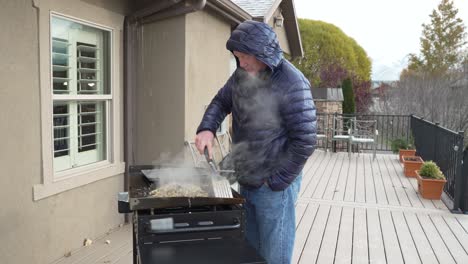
{"left": 342, "top": 78, "right": 355, "bottom": 114}
{"left": 407, "top": 0, "right": 467, "bottom": 74}
{"left": 375, "top": 0, "right": 468, "bottom": 147}
{"left": 293, "top": 19, "right": 372, "bottom": 112}
{"left": 352, "top": 78, "right": 372, "bottom": 113}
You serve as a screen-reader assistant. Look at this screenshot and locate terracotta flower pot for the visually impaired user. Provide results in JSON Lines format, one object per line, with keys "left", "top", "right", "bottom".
{"left": 415, "top": 170, "right": 446, "bottom": 199}
{"left": 399, "top": 149, "right": 416, "bottom": 163}
{"left": 403, "top": 156, "right": 423, "bottom": 177}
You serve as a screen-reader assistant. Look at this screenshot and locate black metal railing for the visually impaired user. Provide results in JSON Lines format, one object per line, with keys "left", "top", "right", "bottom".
{"left": 315, "top": 113, "right": 411, "bottom": 152}
{"left": 410, "top": 115, "right": 465, "bottom": 212}
{"left": 462, "top": 149, "right": 468, "bottom": 212}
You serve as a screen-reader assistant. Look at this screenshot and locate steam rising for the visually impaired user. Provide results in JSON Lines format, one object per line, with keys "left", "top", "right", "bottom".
{"left": 144, "top": 150, "right": 210, "bottom": 193}
{"left": 142, "top": 68, "right": 285, "bottom": 190}
{"left": 228, "top": 68, "right": 283, "bottom": 187}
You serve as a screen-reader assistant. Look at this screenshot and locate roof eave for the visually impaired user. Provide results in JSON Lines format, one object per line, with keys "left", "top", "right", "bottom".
{"left": 280, "top": 0, "right": 303, "bottom": 58}
{"left": 262, "top": 0, "right": 283, "bottom": 22}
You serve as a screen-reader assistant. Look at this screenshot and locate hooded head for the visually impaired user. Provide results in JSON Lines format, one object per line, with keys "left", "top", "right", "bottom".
{"left": 226, "top": 20, "right": 283, "bottom": 71}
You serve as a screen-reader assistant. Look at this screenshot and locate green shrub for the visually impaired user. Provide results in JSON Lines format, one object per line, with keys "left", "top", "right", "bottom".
{"left": 342, "top": 78, "right": 355, "bottom": 114}
{"left": 418, "top": 161, "right": 445, "bottom": 180}
{"left": 390, "top": 138, "right": 413, "bottom": 153}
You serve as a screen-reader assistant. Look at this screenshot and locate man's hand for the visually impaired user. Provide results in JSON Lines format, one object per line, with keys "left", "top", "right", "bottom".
{"left": 195, "top": 130, "right": 215, "bottom": 159}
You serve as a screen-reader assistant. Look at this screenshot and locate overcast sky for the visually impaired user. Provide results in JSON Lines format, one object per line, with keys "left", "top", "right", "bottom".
{"left": 294, "top": 0, "right": 468, "bottom": 80}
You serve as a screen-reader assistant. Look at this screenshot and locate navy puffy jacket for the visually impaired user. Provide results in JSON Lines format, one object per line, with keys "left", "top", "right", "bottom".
{"left": 197, "top": 20, "right": 317, "bottom": 191}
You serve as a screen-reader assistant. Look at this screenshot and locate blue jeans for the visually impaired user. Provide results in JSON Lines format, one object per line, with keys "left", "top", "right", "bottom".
{"left": 240, "top": 173, "right": 302, "bottom": 264}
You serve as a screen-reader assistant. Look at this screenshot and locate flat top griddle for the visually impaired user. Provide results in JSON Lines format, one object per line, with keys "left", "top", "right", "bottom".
{"left": 128, "top": 165, "right": 245, "bottom": 210}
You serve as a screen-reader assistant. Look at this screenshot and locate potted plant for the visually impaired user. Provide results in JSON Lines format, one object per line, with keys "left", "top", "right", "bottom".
{"left": 415, "top": 161, "right": 446, "bottom": 199}
{"left": 403, "top": 155, "right": 423, "bottom": 177}
{"left": 390, "top": 137, "right": 416, "bottom": 162}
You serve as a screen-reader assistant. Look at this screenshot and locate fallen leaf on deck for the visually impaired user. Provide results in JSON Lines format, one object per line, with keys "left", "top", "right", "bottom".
{"left": 83, "top": 238, "right": 93, "bottom": 246}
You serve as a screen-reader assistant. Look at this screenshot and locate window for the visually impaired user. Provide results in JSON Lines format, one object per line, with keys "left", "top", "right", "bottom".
{"left": 34, "top": 9, "right": 124, "bottom": 200}
{"left": 51, "top": 16, "right": 110, "bottom": 173}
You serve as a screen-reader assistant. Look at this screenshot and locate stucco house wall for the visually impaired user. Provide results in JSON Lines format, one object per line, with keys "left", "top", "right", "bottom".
{"left": 185, "top": 10, "right": 233, "bottom": 141}
{"left": 268, "top": 8, "right": 291, "bottom": 56}
{"left": 135, "top": 15, "right": 187, "bottom": 164}
{"left": 134, "top": 8, "right": 235, "bottom": 164}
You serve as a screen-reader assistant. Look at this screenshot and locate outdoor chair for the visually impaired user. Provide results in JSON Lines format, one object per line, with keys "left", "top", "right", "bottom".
{"left": 349, "top": 119, "right": 379, "bottom": 159}
{"left": 330, "top": 115, "right": 356, "bottom": 155}
{"left": 316, "top": 114, "right": 329, "bottom": 151}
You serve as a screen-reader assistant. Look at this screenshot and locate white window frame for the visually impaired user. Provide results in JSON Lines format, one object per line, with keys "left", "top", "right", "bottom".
{"left": 34, "top": 11, "right": 124, "bottom": 201}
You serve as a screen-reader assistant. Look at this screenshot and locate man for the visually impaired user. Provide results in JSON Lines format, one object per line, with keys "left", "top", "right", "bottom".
{"left": 195, "top": 20, "right": 316, "bottom": 264}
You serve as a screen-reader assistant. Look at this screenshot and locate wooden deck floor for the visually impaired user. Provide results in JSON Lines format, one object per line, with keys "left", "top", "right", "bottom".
{"left": 294, "top": 151, "right": 468, "bottom": 264}
{"left": 53, "top": 151, "right": 468, "bottom": 264}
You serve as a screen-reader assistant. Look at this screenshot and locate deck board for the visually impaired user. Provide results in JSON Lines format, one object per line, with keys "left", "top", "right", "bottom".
{"left": 386, "top": 154, "right": 425, "bottom": 208}
{"left": 404, "top": 212, "right": 439, "bottom": 264}
{"left": 354, "top": 154, "right": 366, "bottom": 203}
{"left": 363, "top": 153, "right": 377, "bottom": 203}
{"left": 295, "top": 202, "right": 308, "bottom": 229}
{"left": 444, "top": 216, "right": 468, "bottom": 253}
{"left": 391, "top": 211, "right": 421, "bottom": 264}
{"left": 322, "top": 153, "right": 345, "bottom": 201}
{"left": 369, "top": 155, "right": 389, "bottom": 205}
{"left": 343, "top": 155, "right": 357, "bottom": 202}
{"left": 334, "top": 206, "right": 353, "bottom": 264}
{"left": 309, "top": 152, "right": 339, "bottom": 199}
{"left": 352, "top": 207, "right": 368, "bottom": 263}
{"left": 293, "top": 203, "right": 319, "bottom": 264}
{"left": 332, "top": 153, "right": 351, "bottom": 201}
{"left": 298, "top": 205, "right": 330, "bottom": 264}
{"left": 382, "top": 155, "right": 412, "bottom": 207}
{"left": 418, "top": 213, "right": 456, "bottom": 264}
{"left": 52, "top": 225, "right": 131, "bottom": 264}
{"left": 431, "top": 215, "right": 468, "bottom": 263}
{"left": 376, "top": 155, "right": 400, "bottom": 206}
{"left": 316, "top": 206, "right": 342, "bottom": 263}
{"left": 300, "top": 151, "right": 327, "bottom": 197}
{"left": 367, "top": 208, "right": 386, "bottom": 263}
{"left": 52, "top": 151, "right": 468, "bottom": 264}
{"left": 379, "top": 210, "right": 404, "bottom": 263}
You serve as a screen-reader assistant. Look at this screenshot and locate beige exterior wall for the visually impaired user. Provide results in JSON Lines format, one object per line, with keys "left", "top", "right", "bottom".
{"left": 0, "top": 1, "right": 126, "bottom": 263}
{"left": 267, "top": 8, "right": 291, "bottom": 56}
{"left": 135, "top": 16, "right": 187, "bottom": 164}
{"left": 134, "top": 9, "right": 234, "bottom": 164}
{"left": 183, "top": 10, "right": 234, "bottom": 163}
{"left": 184, "top": 10, "right": 233, "bottom": 141}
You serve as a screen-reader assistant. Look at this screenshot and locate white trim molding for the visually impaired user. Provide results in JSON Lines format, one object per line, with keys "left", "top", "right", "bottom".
{"left": 34, "top": 162, "right": 125, "bottom": 200}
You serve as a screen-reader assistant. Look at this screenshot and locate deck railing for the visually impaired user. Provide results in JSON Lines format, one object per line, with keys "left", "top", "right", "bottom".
{"left": 410, "top": 115, "right": 466, "bottom": 213}
{"left": 462, "top": 149, "right": 468, "bottom": 212}
{"left": 316, "top": 113, "right": 411, "bottom": 152}
{"left": 315, "top": 113, "right": 467, "bottom": 212}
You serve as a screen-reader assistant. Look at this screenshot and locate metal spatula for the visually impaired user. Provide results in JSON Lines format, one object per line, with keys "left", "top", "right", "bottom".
{"left": 204, "top": 147, "right": 233, "bottom": 198}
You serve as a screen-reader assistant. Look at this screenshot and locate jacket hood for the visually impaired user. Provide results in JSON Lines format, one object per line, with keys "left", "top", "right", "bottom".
{"left": 226, "top": 20, "right": 283, "bottom": 70}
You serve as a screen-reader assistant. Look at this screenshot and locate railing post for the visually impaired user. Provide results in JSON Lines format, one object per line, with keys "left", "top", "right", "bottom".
{"left": 332, "top": 112, "right": 337, "bottom": 152}
{"left": 453, "top": 131, "right": 465, "bottom": 213}
{"left": 409, "top": 115, "right": 414, "bottom": 153}
{"left": 434, "top": 122, "right": 439, "bottom": 162}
